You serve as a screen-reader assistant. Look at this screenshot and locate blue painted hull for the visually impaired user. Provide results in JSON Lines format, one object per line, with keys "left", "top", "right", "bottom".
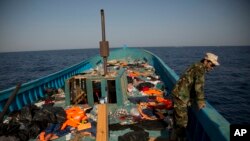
{"left": 0, "top": 48, "right": 229, "bottom": 141}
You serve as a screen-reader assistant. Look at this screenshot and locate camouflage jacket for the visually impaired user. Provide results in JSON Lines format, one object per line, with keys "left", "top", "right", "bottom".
{"left": 171, "top": 62, "right": 206, "bottom": 106}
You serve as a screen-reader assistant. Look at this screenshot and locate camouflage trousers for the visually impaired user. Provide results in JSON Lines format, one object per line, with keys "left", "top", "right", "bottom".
{"left": 173, "top": 96, "right": 189, "bottom": 128}
{"left": 170, "top": 96, "right": 189, "bottom": 140}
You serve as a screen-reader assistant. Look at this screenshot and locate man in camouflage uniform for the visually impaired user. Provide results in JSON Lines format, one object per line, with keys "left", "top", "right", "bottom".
{"left": 170, "top": 53, "right": 220, "bottom": 140}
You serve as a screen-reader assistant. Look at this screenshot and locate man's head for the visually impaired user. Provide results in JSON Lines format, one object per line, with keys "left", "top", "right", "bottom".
{"left": 203, "top": 52, "right": 219, "bottom": 71}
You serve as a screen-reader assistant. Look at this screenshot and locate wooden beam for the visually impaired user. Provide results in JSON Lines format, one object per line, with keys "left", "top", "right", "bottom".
{"left": 86, "top": 79, "right": 94, "bottom": 106}
{"left": 96, "top": 104, "right": 108, "bottom": 141}
{"left": 0, "top": 83, "right": 21, "bottom": 122}
{"left": 65, "top": 79, "right": 71, "bottom": 106}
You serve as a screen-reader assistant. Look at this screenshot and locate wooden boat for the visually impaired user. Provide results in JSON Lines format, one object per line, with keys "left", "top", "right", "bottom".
{"left": 0, "top": 10, "right": 229, "bottom": 141}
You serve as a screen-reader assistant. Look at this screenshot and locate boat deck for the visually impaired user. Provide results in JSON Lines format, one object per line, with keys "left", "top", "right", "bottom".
{"left": 1, "top": 58, "right": 173, "bottom": 141}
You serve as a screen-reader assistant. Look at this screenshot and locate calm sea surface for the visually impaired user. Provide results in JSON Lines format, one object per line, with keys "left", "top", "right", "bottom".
{"left": 0, "top": 46, "right": 250, "bottom": 124}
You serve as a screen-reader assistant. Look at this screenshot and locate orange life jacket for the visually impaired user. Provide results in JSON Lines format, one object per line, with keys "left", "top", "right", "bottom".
{"left": 156, "top": 97, "right": 173, "bottom": 109}
{"left": 143, "top": 89, "right": 163, "bottom": 96}
{"left": 61, "top": 106, "right": 88, "bottom": 130}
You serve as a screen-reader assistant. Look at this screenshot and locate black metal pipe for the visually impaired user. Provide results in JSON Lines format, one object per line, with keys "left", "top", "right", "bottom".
{"left": 103, "top": 57, "right": 107, "bottom": 75}
{"left": 101, "top": 9, "right": 106, "bottom": 41}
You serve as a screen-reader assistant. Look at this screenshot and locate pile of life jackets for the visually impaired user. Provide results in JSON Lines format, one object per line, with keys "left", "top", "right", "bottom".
{"left": 39, "top": 106, "right": 92, "bottom": 141}
{"left": 61, "top": 106, "right": 91, "bottom": 131}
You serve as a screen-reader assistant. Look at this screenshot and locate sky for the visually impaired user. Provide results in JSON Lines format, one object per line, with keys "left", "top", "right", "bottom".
{"left": 0, "top": 0, "right": 249, "bottom": 52}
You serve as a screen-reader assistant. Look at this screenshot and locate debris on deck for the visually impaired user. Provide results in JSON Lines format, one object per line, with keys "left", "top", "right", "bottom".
{"left": 0, "top": 59, "right": 174, "bottom": 141}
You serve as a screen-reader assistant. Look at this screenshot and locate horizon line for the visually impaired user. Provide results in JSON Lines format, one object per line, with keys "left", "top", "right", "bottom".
{"left": 0, "top": 45, "right": 249, "bottom": 53}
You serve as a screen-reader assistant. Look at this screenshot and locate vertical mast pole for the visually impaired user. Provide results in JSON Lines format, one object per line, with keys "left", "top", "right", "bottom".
{"left": 99, "top": 9, "right": 109, "bottom": 76}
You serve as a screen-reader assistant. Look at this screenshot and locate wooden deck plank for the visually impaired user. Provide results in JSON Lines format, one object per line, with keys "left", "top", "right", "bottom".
{"left": 96, "top": 104, "right": 108, "bottom": 141}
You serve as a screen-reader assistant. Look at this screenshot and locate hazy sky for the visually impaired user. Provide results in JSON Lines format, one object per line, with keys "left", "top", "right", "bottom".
{"left": 0, "top": 0, "right": 249, "bottom": 52}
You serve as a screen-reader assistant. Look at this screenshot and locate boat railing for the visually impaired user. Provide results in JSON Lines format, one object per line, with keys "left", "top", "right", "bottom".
{"left": 187, "top": 103, "right": 230, "bottom": 141}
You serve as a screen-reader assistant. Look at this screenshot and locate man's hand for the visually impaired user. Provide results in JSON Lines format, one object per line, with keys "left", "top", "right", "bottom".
{"left": 198, "top": 102, "right": 206, "bottom": 110}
